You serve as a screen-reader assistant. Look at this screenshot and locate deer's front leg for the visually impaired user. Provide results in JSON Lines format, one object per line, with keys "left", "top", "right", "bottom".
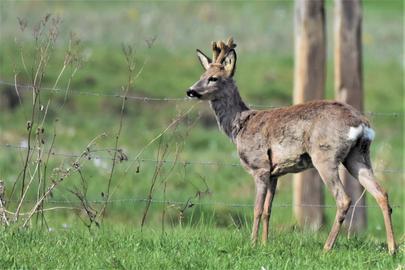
{"left": 262, "top": 177, "right": 278, "bottom": 244}
{"left": 251, "top": 170, "right": 270, "bottom": 245}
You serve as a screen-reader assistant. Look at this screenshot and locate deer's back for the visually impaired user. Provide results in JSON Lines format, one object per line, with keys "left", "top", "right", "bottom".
{"left": 235, "top": 100, "right": 370, "bottom": 176}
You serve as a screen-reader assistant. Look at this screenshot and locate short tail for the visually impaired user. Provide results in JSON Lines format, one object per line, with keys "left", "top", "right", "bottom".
{"left": 362, "top": 125, "right": 375, "bottom": 141}
{"left": 348, "top": 124, "right": 375, "bottom": 141}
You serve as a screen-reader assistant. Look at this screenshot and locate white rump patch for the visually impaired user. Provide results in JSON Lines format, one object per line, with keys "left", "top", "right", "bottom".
{"left": 347, "top": 125, "right": 375, "bottom": 141}
{"left": 363, "top": 126, "right": 375, "bottom": 141}
{"left": 348, "top": 125, "right": 363, "bottom": 140}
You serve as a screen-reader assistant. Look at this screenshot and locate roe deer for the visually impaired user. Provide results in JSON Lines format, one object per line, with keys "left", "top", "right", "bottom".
{"left": 186, "top": 38, "right": 396, "bottom": 254}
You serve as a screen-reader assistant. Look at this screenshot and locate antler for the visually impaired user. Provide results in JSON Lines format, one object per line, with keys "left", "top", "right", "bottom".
{"left": 212, "top": 37, "right": 236, "bottom": 64}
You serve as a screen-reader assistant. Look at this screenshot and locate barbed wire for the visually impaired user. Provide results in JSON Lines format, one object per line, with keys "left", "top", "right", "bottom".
{"left": 1, "top": 80, "right": 403, "bottom": 116}
{"left": 4, "top": 196, "right": 401, "bottom": 209}
{"left": 0, "top": 80, "right": 190, "bottom": 102}
{"left": 1, "top": 143, "right": 403, "bottom": 174}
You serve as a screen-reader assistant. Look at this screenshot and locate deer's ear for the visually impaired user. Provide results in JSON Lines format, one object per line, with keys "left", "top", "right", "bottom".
{"left": 196, "top": 49, "right": 211, "bottom": 70}
{"left": 223, "top": 49, "right": 237, "bottom": 77}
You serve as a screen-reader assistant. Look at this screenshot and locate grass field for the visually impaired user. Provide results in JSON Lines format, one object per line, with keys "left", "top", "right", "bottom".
{"left": 0, "top": 0, "right": 404, "bottom": 268}
{"left": 1, "top": 227, "right": 404, "bottom": 269}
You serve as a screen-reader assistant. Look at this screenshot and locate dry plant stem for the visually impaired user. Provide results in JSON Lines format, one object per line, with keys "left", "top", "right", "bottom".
{"left": 6, "top": 206, "right": 81, "bottom": 216}
{"left": 36, "top": 23, "right": 76, "bottom": 227}
{"left": 178, "top": 198, "right": 193, "bottom": 228}
{"left": 347, "top": 188, "right": 367, "bottom": 239}
{"left": 104, "top": 83, "right": 130, "bottom": 204}
{"left": 32, "top": 31, "right": 53, "bottom": 88}
{"left": 134, "top": 100, "right": 188, "bottom": 229}
{"left": 141, "top": 139, "right": 167, "bottom": 231}
{"left": 98, "top": 49, "right": 137, "bottom": 222}
{"left": 160, "top": 143, "right": 182, "bottom": 233}
{"left": 22, "top": 161, "right": 76, "bottom": 227}
{"left": 157, "top": 115, "right": 200, "bottom": 230}
{"left": 161, "top": 181, "right": 167, "bottom": 234}
{"left": 22, "top": 134, "right": 104, "bottom": 227}
{"left": 39, "top": 63, "right": 69, "bottom": 127}
{"left": 15, "top": 159, "right": 40, "bottom": 220}
{"left": 52, "top": 64, "right": 67, "bottom": 90}
{"left": 9, "top": 162, "right": 25, "bottom": 202}
{"left": 34, "top": 35, "right": 80, "bottom": 222}
{"left": 11, "top": 15, "right": 68, "bottom": 226}
{"left": 19, "top": 43, "right": 30, "bottom": 78}
{"left": 102, "top": 100, "right": 189, "bottom": 218}
{"left": 60, "top": 67, "right": 78, "bottom": 108}
{"left": 40, "top": 61, "right": 74, "bottom": 126}
{"left": 125, "top": 101, "right": 201, "bottom": 173}
{"left": 20, "top": 89, "right": 39, "bottom": 198}
{"left": 173, "top": 175, "right": 211, "bottom": 228}
{"left": 19, "top": 17, "right": 56, "bottom": 202}
{"left": 142, "top": 140, "right": 181, "bottom": 231}
{"left": 71, "top": 169, "right": 99, "bottom": 228}
{"left": 35, "top": 128, "right": 44, "bottom": 224}
{"left": 74, "top": 192, "right": 98, "bottom": 228}
{"left": 18, "top": 56, "right": 55, "bottom": 221}
{"left": 94, "top": 56, "right": 147, "bottom": 224}
{"left": 38, "top": 127, "right": 57, "bottom": 227}
{"left": 13, "top": 73, "right": 27, "bottom": 118}
{"left": 0, "top": 200, "right": 10, "bottom": 226}
{"left": 157, "top": 109, "right": 202, "bottom": 211}
{"left": 41, "top": 32, "right": 83, "bottom": 122}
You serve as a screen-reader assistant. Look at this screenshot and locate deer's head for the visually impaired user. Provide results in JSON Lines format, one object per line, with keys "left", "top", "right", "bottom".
{"left": 187, "top": 37, "right": 237, "bottom": 100}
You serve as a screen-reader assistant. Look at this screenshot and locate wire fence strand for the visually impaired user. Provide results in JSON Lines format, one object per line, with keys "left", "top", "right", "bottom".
{"left": 4, "top": 197, "right": 401, "bottom": 209}
{"left": 1, "top": 143, "right": 403, "bottom": 174}
{"left": 1, "top": 80, "right": 403, "bottom": 116}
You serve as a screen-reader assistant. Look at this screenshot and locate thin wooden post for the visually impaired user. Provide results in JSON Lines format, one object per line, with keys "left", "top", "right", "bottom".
{"left": 334, "top": 0, "right": 366, "bottom": 232}
{"left": 293, "top": 0, "right": 326, "bottom": 230}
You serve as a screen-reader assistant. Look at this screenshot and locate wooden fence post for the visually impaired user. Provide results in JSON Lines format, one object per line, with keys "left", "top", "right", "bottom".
{"left": 293, "top": 0, "right": 326, "bottom": 230}
{"left": 334, "top": 0, "right": 366, "bottom": 232}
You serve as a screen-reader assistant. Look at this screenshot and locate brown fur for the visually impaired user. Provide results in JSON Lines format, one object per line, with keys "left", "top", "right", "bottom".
{"left": 235, "top": 100, "right": 370, "bottom": 177}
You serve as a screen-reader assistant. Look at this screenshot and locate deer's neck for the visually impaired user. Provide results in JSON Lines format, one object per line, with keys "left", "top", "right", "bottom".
{"left": 209, "top": 83, "right": 250, "bottom": 141}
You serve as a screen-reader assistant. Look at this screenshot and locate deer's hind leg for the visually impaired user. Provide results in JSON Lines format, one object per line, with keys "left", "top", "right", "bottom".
{"left": 343, "top": 147, "right": 396, "bottom": 254}
{"left": 311, "top": 155, "right": 351, "bottom": 251}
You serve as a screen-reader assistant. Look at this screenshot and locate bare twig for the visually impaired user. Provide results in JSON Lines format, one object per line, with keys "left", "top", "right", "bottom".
{"left": 22, "top": 134, "right": 105, "bottom": 227}
{"left": 38, "top": 121, "right": 57, "bottom": 227}
{"left": 98, "top": 44, "right": 136, "bottom": 222}
{"left": 15, "top": 161, "right": 40, "bottom": 220}
{"left": 20, "top": 91, "right": 38, "bottom": 198}
{"left": 5, "top": 206, "right": 81, "bottom": 216}
{"left": 125, "top": 101, "right": 201, "bottom": 173}
{"left": 140, "top": 138, "right": 168, "bottom": 230}
{"left": 69, "top": 186, "right": 99, "bottom": 229}
{"left": 13, "top": 73, "right": 27, "bottom": 119}
{"left": 161, "top": 181, "right": 167, "bottom": 233}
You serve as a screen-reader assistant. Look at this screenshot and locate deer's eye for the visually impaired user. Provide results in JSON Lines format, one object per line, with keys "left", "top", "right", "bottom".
{"left": 208, "top": 76, "right": 218, "bottom": 83}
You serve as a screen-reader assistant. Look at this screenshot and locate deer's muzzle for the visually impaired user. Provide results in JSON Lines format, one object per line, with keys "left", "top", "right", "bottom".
{"left": 186, "top": 89, "right": 202, "bottom": 99}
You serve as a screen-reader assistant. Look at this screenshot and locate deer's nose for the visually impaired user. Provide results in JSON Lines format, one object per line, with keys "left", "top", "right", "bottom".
{"left": 186, "top": 89, "right": 201, "bottom": 98}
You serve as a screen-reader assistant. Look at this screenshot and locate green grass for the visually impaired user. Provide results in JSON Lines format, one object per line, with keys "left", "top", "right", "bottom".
{"left": 0, "top": 226, "right": 403, "bottom": 269}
